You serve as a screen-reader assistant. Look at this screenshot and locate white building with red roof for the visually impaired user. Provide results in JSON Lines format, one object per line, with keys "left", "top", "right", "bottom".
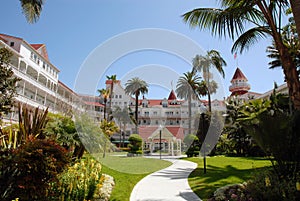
{"left": 0, "top": 33, "right": 95, "bottom": 121}
{"left": 229, "top": 67, "right": 261, "bottom": 100}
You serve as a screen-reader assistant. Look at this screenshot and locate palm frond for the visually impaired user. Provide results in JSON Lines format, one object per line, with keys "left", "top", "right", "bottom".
{"left": 232, "top": 26, "right": 270, "bottom": 54}
{"left": 20, "top": 0, "right": 45, "bottom": 23}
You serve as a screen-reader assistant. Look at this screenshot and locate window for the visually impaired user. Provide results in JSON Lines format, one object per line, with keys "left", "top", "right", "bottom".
{"left": 115, "top": 95, "right": 118, "bottom": 98}
{"left": 10, "top": 42, "right": 14, "bottom": 47}
{"left": 119, "top": 95, "right": 122, "bottom": 98}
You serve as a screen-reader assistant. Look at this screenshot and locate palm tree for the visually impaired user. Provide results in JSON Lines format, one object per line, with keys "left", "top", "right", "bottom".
{"left": 192, "top": 50, "right": 227, "bottom": 112}
{"left": 125, "top": 77, "right": 148, "bottom": 134}
{"left": 100, "top": 119, "right": 119, "bottom": 158}
{"left": 267, "top": 12, "right": 300, "bottom": 74}
{"left": 112, "top": 106, "right": 132, "bottom": 147}
{"left": 106, "top": 74, "right": 117, "bottom": 115}
{"left": 290, "top": 0, "right": 300, "bottom": 37}
{"left": 97, "top": 88, "right": 110, "bottom": 120}
{"left": 182, "top": 0, "right": 300, "bottom": 110}
{"left": 176, "top": 71, "right": 202, "bottom": 135}
{"left": 20, "top": 0, "right": 44, "bottom": 23}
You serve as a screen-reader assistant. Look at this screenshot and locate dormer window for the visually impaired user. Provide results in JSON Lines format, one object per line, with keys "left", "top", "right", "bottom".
{"left": 162, "top": 98, "right": 168, "bottom": 108}
{"left": 10, "top": 42, "right": 14, "bottom": 47}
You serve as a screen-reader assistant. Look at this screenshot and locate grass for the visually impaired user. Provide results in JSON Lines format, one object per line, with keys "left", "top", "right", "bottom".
{"left": 185, "top": 156, "right": 272, "bottom": 200}
{"left": 99, "top": 153, "right": 172, "bottom": 201}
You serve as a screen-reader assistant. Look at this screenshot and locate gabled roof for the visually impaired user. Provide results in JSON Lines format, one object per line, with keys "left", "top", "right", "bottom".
{"left": 168, "top": 90, "right": 177, "bottom": 100}
{"left": 31, "top": 44, "right": 44, "bottom": 50}
{"left": 30, "top": 44, "right": 49, "bottom": 60}
{"left": 139, "top": 126, "right": 185, "bottom": 141}
{"left": 231, "top": 68, "right": 248, "bottom": 82}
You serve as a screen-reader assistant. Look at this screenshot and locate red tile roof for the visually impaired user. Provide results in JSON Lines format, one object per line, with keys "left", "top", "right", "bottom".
{"left": 30, "top": 44, "right": 44, "bottom": 50}
{"left": 231, "top": 68, "right": 248, "bottom": 82}
{"left": 138, "top": 126, "right": 184, "bottom": 140}
{"left": 84, "top": 101, "right": 104, "bottom": 107}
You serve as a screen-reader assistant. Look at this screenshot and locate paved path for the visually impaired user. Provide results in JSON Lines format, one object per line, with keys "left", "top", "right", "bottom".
{"left": 130, "top": 159, "right": 202, "bottom": 201}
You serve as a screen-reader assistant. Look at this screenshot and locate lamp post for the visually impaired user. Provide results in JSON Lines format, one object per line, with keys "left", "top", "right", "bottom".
{"left": 200, "top": 103, "right": 207, "bottom": 174}
{"left": 159, "top": 124, "right": 162, "bottom": 159}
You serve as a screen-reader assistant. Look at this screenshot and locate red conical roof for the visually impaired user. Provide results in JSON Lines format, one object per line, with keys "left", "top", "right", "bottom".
{"left": 231, "top": 68, "right": 248, "bottom": 83}
{"left": 168, "top": 90, "right": 177, "bottom": 100}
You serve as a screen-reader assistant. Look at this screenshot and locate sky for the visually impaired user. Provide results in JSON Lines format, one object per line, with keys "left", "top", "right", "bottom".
{"left": 1, "top": 0, "right": 285, "bottom": 99}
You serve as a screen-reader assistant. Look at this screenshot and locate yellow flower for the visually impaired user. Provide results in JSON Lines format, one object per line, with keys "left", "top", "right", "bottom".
{"left": 265, "top": 177, "right": 271, "bottom": 187}
{"left": 296, "top": 182, "right": 300, "bottom": 191}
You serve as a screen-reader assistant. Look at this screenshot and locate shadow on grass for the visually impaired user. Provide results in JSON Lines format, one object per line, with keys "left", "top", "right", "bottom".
{"left": 188, "top": 159, "right": 272, "bottom": 200}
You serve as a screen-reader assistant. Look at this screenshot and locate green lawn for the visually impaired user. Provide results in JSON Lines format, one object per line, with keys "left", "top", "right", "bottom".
{"left": 185, "top": 156, "right": 272, "bottom": 200}
{"left": 99, "top": 154, "right": 172, "bottom": 201}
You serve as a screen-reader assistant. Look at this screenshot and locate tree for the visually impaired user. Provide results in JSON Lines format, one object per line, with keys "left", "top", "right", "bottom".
{"left": 0, "top": 48, "right": 20, "bottom": 119}
{"left": 289, "top": 0, "right": 300, "bottom": 38}
{"left": 112, "top": 106, "right": 132, "bottom": 147}
{"left": 125, "top": 77, "right": 148, "bottom": 133}
{"left": 176, "top": 71, "right": 202, "bottom": 135}
{"left": 182, "top": 0, "right": 300, "bottom": 110}
{"left": 97, "top": 88, "right": 110, "bottom": 120}
{"left": 99, "top": 119, "right": 119, "bottom": 157}
{"left": 19, "top": 0, "right": 45, "bottom": 23}
{"left": 106, "top": 74, "right": 117, "bottom": 120}
{"left": 266, "top": 10, "right": 300, "bottom": 74}
{"left": 192, "top": 50, "right": 227, "bottom": 112}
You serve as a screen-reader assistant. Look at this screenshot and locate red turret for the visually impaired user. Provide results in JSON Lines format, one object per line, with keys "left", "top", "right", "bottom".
{"left": 229, "top": 68, "right": 250, "bottom": 96}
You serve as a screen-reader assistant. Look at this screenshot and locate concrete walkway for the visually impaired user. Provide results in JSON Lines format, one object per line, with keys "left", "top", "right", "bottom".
{"left": 130, "top": 159, "right": 202, "bottom": 201}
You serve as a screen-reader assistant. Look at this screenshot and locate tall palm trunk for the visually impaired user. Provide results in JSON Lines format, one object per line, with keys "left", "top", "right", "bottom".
{"left": 188, "top": 94, "right": 192, "bottom": 134}
{"left": 257, "top": 1, "right": 300, "bottom": 110}
{"left": 103, "top": 100, "right": 107, "bottom": 120}
{"left": 290, "top": 0, "right": 300, "bottom": 39}
{"left": 135, "top": 92, "right": 139, "bottom": 134}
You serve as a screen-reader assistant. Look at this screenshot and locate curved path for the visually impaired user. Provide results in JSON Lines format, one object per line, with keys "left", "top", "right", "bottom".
{"left": 130, "top": 159, "right": 202, "bottom": 201}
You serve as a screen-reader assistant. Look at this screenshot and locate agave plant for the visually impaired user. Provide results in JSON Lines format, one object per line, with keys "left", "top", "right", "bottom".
{"left": 18, "top": 103, "right": 48, "bottom": 141}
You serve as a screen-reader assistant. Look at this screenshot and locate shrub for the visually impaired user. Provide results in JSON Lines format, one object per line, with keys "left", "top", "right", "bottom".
{"left": 49, "top": 156, "right": 103, "bottom": 201}
{"left": 128, "top": 134, "right": 142, "bottom": 154}
{"left": 0, "top": 138, "right": 69, "bottom": 201}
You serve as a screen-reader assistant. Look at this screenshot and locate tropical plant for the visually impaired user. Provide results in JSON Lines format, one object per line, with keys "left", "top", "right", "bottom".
{"left": 0, "top": 48, "right": 20, "bottom": 119}
{"left": 100, "top": 119, "right": 119, "bottom": 157}
{"left": 98, "top": 88, "right": 110, "bottom": 120}
{"left": 182, "top": 0, "right": 300, "bottom": 110}
{"left": 176, "top": 71, "right": 202, "bottom": 134}
{"left": 192, "top": 50, "right": 227, "bottom": 112}
{"left": 19, "top": 0, "right": 45, "bottom": 23}
{"left": 44, "top": 113, "right": 83, "bottom": 159}
{"left": 49, "top": 156, "right": 103, "bottom": 201}
{"left": 222, "top": 97, "right": 265, "bottom": 156}
{"left": 238, "top": 93, "right": 300, "bottom": 178}
{"left": 266, "top": 9, "right": 300, "bottom": 75}
{"left": 112, "top": 106, "right": 132, "bottom": 147}
{"left": 290, "top": 0, "right": 300, "bottom": 37}
{"left": 125, "top": 77, "right": 148, "bottom": 133}
{"left": 18, "top": 103, "right": 48, "bottom": 140}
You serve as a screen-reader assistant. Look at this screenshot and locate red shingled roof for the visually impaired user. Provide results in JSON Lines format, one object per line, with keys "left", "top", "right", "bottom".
{"left": 30, "top": 44, "right": 44, "bottom": 50}
{"left": 84, "top": 101, "right": 104, "bottom": 107}
{"left": 168, "top": 90, "right": 177, "bottom": 100}
{"left": 138, "top": 126, "right": 184, "bottom": 140}
{"left": 231, "top": 68, "right": 248, "bottom": 82}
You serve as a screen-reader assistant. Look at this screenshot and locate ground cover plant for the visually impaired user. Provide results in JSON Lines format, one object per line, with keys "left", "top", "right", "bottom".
{"left": 185, "top": 156, "right": 272, "bottom": 200}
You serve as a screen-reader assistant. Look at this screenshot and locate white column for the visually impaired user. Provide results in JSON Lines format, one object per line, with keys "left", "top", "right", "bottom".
{"left": 171, "top": 141, "right": 174, "bottom": 156}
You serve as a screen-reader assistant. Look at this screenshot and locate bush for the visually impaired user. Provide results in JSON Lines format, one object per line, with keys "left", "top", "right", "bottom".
{"left": 246, "top": 169, "right": 300, "bottom": 201}
{"left": 128, "top": 134, "right": 142, "bottom": 154}
{"left": 0, "top": 138, "right": 70, "bottom": 201}
{"left": 49, "top": 156, "right": 103, "bottom": 201}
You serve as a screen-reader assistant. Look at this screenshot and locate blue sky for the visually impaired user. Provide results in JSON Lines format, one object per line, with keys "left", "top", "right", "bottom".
{"left": 1, "top": 0, "right": 284, "bottom": 99}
